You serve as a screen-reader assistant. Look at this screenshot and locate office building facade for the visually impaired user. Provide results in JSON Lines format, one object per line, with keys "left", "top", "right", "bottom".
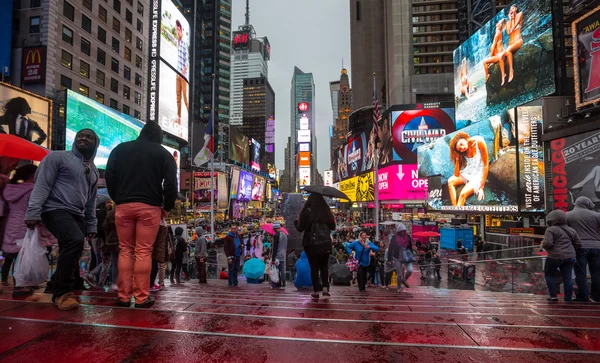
{"left": 242, "top": 76, "right": 275, "bottom": 169}
{"left": 290, "top": 66, "right": 315, "bottom": 190}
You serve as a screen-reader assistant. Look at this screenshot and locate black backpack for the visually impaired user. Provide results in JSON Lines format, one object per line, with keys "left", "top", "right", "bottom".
{"left": 308, "top": 223, "right": 332, "bottom": 247}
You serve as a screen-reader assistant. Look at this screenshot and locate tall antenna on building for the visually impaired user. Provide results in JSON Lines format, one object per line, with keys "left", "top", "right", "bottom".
{"left": 245, "top": 0, "right": 250, "bottom": 26}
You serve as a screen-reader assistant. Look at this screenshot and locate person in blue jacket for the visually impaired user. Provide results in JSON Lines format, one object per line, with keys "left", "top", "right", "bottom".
{"left": 346, "top": 232, "right": 379, "bottom": 292}
{"left": 294, "top": 251, "right": 312, "bottom": 290}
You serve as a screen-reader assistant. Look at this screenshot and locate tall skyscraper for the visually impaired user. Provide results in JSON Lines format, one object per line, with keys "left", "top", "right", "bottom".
{"left": 242, "top": 76, "right": 275, "bottom": 170}
{"left": 290, "top": 66, "right": 315, "bottom": 190}
{"left": 331, "top": 68, "right": 352, "bottom": 164}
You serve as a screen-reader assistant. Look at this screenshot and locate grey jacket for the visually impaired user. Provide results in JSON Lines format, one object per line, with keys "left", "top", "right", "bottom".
{"left": 25, "top": 131, "right": 99, "bottom": 233}
{"left": 273, "top": 231, "right": 288, "bottom": 261}
{"left": 194, "top": 228, "right": 208, "bottom": 258}
{"left": 567, "top": 197, "right": 600, "bottom": 249}
{"left": 543, "top": 210, "right": 582, "bottom": 260}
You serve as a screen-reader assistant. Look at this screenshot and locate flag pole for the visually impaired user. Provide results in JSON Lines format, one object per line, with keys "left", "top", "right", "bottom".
{"left": 373, "top": 73, "right": 380, "bottom": 243}
{"left": 210, "top": 74, "right": 216, "bottom": 244}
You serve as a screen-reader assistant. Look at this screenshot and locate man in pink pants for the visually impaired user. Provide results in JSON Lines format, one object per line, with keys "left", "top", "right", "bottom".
{"left": 105, "top": 122, "right": 177, "bottom": 308}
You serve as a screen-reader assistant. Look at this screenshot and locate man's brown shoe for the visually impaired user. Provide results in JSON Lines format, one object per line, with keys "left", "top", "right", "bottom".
{"left": 54, "top": 293, "right": 79, "bottom": 310}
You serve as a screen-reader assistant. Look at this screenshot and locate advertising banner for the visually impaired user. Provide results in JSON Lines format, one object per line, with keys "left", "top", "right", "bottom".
{"left": 267, "top": 163, "right": 276, "bottom": 179}
{"left": 65, "top": 90, "right": 143, "bottom": 169}
{"left": 237, "top": 170, "right": 254, "bottom": 202}
{"left": 230, "top": 168, "right": 240, "bottom": 200}
{"left": 251, "top": 177, "right": 266, "bottom": 201}
{"left": 427, "top": 175, "right": 443, "bottom": 210}
{"left": 160, "top": 0, "right": 190, "bottom": 81}
{"left": 453, "top": 0, "right": 555, "bottom": 123}
{"left": 517, "top": 106, "right": 545, "bottom": 212}
{"left": 299, "top": 167, "right": 311, "bottom": 187}
{"left": 158, "top": 60, "right": 189, "bottom": 141}
{"left": 218, "top": 173, "right": 228, "bottom": 209}
{"left": 344, "top": 132, "right": 367, "bottom": 178}
{"left": 299, "top": 151, "right": 311, "bottom": 167}
{"left": 194, "top": 172, "right": 217, "bottom": 208}
{"left": 21, "top": 46, "right": 45, "bottom": 85}
{"left": 229, "top": 126, "right": 249, "bottom": 165}
{"left": 299, "top": 115, "right": 309, "bottom": 130}
{"left": 265, "top": 143, "right": 275, "bottom": 164}
{"left": 250, "top": 138, "right": 261, "bottom": 171}
{"left": 572, "top": 5, "right": 600, "bottom": 108}
{"left": 385, "top": 105, "right": 455, "bottom": 165}
{"left": 418, "top": 114, "right": 519, "bottom": 213}
{"left": 265, "top": 119, "right": 275, "bottom": 143}
{"left": 339, "top": 172, "right": 374, "bottom": 202}
{"left": 0, "top": 83, "right": 50, "bottom": 147}
{"left": 162, "top": 145, "right": 180, "bottom": 192}
{"left": 297, "top": 129, "right": 311, "bottom": 143}
{"left": 377, "top": 164, "right": 428, "bottom": 201}
{"left": 548, "top": 129, "right": 600, "bottom": 211}
{"left": 324, "top": 170, "right": 333, "bottom": 186}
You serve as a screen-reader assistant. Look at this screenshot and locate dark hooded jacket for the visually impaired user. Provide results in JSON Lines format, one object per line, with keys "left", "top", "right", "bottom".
{"left": 567, "top": 196, "right": 600, "bottom": 249}
{"left": 543, "top": 210, "right": 582, "bottom": 260}
{"left": 25, "top": 129, "right": 99, "bottom": 233}
{"left": 105, "top": 122, "right": 177, "bottom": 211}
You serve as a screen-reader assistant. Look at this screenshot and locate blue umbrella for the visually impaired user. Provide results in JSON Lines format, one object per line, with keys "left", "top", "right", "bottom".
{"left": 243, "top": 257, "right": 266, "bottom": 280}
{"left": 98, "top": 188, "right": 110, "bottom": 197}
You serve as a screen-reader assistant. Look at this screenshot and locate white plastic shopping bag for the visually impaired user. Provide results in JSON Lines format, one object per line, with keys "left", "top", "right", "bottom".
{"left": 14, "top": 228, "right": 49, "bottom": 287}
{"left": 269, "top": 262, "right": 280, "bottom": 284}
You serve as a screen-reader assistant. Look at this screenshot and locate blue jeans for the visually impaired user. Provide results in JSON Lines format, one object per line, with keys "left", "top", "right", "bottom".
{"left": 545, "top": 257, "right": 576, "bottom": 300}
{"left": 574, "top": 248, "right": 600, "bottom": 301}
{"left": 228, "top": 256, "right": 240, "bottom": 286}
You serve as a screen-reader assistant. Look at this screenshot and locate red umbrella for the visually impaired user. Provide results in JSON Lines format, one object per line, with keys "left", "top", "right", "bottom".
{"left": 0, "top": 134, "right": 50, "bottom": 161}
{"left": 260, "top": 224, "right": 289, "bottom": 236}
{"left": 361, "top": 223, "right": 376, "bottom": 227}
{"left": 412, "top": 231, "right": 441, "bottom": 238}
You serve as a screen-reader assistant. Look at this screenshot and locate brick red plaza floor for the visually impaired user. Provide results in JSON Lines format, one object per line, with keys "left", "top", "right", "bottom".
{"left": 0, "top": 278, "right": 599, "bottom": 363}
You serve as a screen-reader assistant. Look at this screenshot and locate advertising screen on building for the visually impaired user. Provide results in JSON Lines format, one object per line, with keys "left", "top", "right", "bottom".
{"left": 299, "top": 115, "right": 309, "bottom": 130}
{"left": 250, "top": 138, "right": 261, "bottom": 171}
{"left": 547, "top": 129, "right": 600, "bottom": 211}
{"left": 251, "top": 177, "right": 266, "bottom": 201}
{"left": 158, "top": 60, "right": 189, "bottom": 141}
{"left": 299, "top": 151, "right": 311, "bottom": 167}
{"left": 160, "top": 0, "right": 190, "bottom": 81}
{"left": 297, "top": 129, "right": 311, "bottom": 143}
{"left": 66, "top": 90, "right": 143, "bottom": 170}
{"left": 378, "top": 164, "right": 428, "bottom": 201}
{"left": 194, "top": 172, "right": 217, "bottom": 207}
{"left": 384, "top": 104, "right": 456, "bottom": 166}
{"left": 339, "top": 172, "right": 374, "bottom": 202}
{"left": 572, "top": 5, "right": 600, "bottom": 108}
{"left": 299, "top": 143, "right": 310, "bottom": 152}
{"left": 267, "top": 163, "right": 276, "bottom": 179}
{"left": 21, "top": 47, "right": 45, "bottom": 85}
{"left": 218, "top": 173, "right": 228, "bottom": 209}
{"left": 0, "top": 83, "right": 51, "bottom": 147}
{"left": 299, "top": 167, "right": 311, "bottom": 187}
{"left": 265, "top": 119, "right": 275, "bottom": 143}
{"left": 229, "top": 126, "right": 249, "bottom": 165}
{"left": 517, "top": 105, "right": 545, "bottom": 212}
{"left": 232, "top": 31, "right": 250, "bottom": 48}
{"left": 418, "top": 114, "right": 519, "bottom": 213}
{"left": 237, "top": 170, "right": 254, "bottom": 202}
{"left": 230, "top": 168, "right": 240, "bottom": 200}
{"left": 298, "top": 102, "right": 309, "bottom": 113}
{"left": 324, "top": 170, "right": 333, "bottom": 186}
{"left": 453, "top": 0, "right": 555, "bottom": 124}
{"left": 162, "top": 145, "right": 180, "bottom": 192}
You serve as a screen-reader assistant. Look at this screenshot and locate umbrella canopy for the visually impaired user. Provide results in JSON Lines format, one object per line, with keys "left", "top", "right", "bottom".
{"left": 361, "top": 223, "right": 376, "bottom": 227}
{"left": 97, "top": 188, "right": 110, "bottom": 197}
{"left": 330, "top": 263, "right": 352, "bottom": 285}
{"left": 0, "top": 134, "right": 49, "bottom": 161}
{"left": 381, "top": 221, "right": 397, "bottom": 226}
{"left": 412, "top": 231, "right": 441, "bottom": 238}
{"left": 96, "top": 194, "right": 111, "bottom": 206}
{"left": 260, "top": 223, "right": 289, "bottom": 236}
{"left": 242, "top": 257, "right": 266, "bottom": 280}
{"left": 302, "top": 185, "right": 349, "bottom": 200}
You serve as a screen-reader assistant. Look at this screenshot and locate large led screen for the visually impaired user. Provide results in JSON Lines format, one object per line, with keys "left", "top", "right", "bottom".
{"left": 0, "top": 83, "right": 50, "bottom": 147}
{"left": 573, "top": 5, "right": 600, "bottom": 108}
{"left": 377, "top": 164, "right": 428, "bottom": 201}
{"left": 418, "top": 113, "right": 519, "bottom": 213}
{"left": 299, "top": 167, "right": 311, "bottom": 187}
{"left": 66, "top": 90, "right": 143, "bottom": 170}
{"left": 517, "top": 105, "right": 545, "bottom": 212}
{"left": 158, "top": 60, "right": 188, "bottom": 141}
{"left": 160, "top": 0, "right": 190, "bottom": 81}
{"left": 251, "top": 177, "right": 265, "bottom": 201}
{"left": 237, "top": 170, "right": 254, "bottom": 202}
{"left": 339, "top": 172, "right": 374, "bottom": 202}
{"left": 162, "top": 145, "right": 180, "bottom": 192}
{"left": 250, "top": 138, "right": 261, "bottom": 171}
{"left": 547, "top": 129, "right": 600, "bottom": 211}
{"left": 453, "top": 0, "right": 555, "bottom": 124}
{"left": 229, "top": 126, "right": 249, "bottom": 165}
{"left": 230, "top": 168, "right": 240, "bottom": 200}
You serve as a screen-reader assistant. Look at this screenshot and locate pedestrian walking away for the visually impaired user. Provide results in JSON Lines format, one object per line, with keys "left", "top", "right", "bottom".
{"left": 194, "top": 226, "right": 208, "bottom": 284}
{"left": 271, "top": 222, "right": 288, "bottom": 288}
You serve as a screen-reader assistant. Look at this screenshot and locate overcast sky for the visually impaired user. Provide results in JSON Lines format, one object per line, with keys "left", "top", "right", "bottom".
{"left": 231, "top": 0, "right": 351, "bottom": 174}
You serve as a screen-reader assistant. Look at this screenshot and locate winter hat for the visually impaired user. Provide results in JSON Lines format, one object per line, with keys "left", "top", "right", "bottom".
{"left": 273, "top": 222, "right": 281, "bottom": 229}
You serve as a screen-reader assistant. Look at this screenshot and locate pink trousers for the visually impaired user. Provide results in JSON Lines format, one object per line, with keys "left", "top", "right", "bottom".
{"left": 115, "top": 203, "right": 161, "bottom": 304}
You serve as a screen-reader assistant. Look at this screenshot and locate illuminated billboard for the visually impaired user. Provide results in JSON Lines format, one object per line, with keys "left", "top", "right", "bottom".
{"left": 299, "top": 167, "right": 311, "bottom": 187}
{"left": 158, "top": 60, "right": 189, "bottom": 141}
{"left": 377, "top": 164, "right": 427, "bottom": 201}
{"left": 339, "top": 172, "right": 374, "bottom": 202}
{"left": 453, "top": 0, "right": 555, "bottom": 123}
{"left": 299, "top": 143, "right": 310, "bottom": 152}
{"left": 299, "top": 115, "right": 309, "bottom": 130}
{"left": 265, "top": 118, "right": 275, "bottom": 143}
{"left": 65, "top": 90, "right": 143, "bottom": 170}
{"left": 230, "top": 168, "right": 240, "bottom": 200}
{"left": 299, "top": 151, "right": 311, "bottom": 167}
{"left": 229, "top": 126, "right": 249, "bottom": 165}
{"left": 0, "top": 82, "right": 51, "bottom": 147}
{"left": 297, "top": 129, "right": 311, "bottom": 143}
{"left": 572, "top": 5, "right": 600, "bottom": 108}
{"left": 298, "top": 102, "right": 309, "bottom": 113}
{"left": 324, "top": 170, "right": 333, "bottom": 187}
{"left": 162, "top": 145, "right": 180, "bottom": 192}
{"left": 251, "top": 177, "right": 266, "bottom": 201}
{"left": 160, "top": 0, "right": 190, "bottom": 81}
{"left": 232, "top": 31, "right": 250, "bottom": 49}
{"left": 250, "top": 138, "right": 261, "bottom": 171}
{"left": 237, "top": 170, "right": 254, "bottom": 202}
{"left": 21, "top": 47, "right": 45, "bottom": 85}
{"left": 517, "top": 105, "right": 545, "bottom": 212}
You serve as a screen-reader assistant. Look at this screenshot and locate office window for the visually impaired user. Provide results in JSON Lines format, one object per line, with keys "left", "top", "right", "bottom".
{"left": 134, "top": 110, "right": 141, "bottom": 119}
{"left": 111, "top": 37, "right": 120, "bottom": 53}
{"left": 112, "top": 17, "right": 120, "bottom": 33}
{"left": 135, "top": 73, "right": 142, "bottom": 87}
{"left": 124, "top": 65, "right": 131, "bottom": 80}
{"left": 123, "top": 85, "right": 130, "bottom": 100}
{"left": 61, "top": 50, "right": 73, "bottom": 69}
{"left": 60, "top": 75, "right": 72, "bottom": 90}
{"left": 126, "top": 9, "right": 132, "bottom": 24}
{"left": 31, "top": 0, "right": 41, "bottom": 7}
{"left": 137, "top": 1, "right": 143, "bottom": 15}
{"left": 63, "top": 1, "right": 74, "bottom": 21}
{"left": 136, "top": 19, "right": 143, "bottom": 33}
{"left": 82, "top": 15, "right": 92, "bottom": 33}
{"left": 113, "top": 0, "right": 121, "bottom": 13}
{"left": 97, "top": 26, "right": 106, "bottom": 43}
{"left": 96, "top": 69, "right": 105, "bottom": 86}
{"left": 62, "top": 26, "right": 73, "bottom": 45}
{"left": 80, "top": 61, "right": 90, "bottom": 78}
{"left": 122, "top": 104, "right": 130, "bottom": 115}
{"left": 97, "top": 48, "right": 106, "bottom": 65}
{"left": 111, "top": 57, "right": 119, "bottom": 73}
{"left": 135, "top": 55, "right": 142, "bottom": 68}
{"left": 134, "top": 91, "right": 141, "bottom": 105}
{"left": 29, "top": 16, "right": 40, "bottom": 34}
{"left": 82, "top": 0, "right": 92, "bottom": 11}
{"left": 79, "top": 84, "right": 89, "bottom": 97}
{"left": 81, "top": 37, "right": 91, "bottom": 56}
{"left": 124, "top": 47, "right": 131, "bottom": 61}
{"left": 125, "top": 28, "right": 132, "bottom": 43}
{"left": 96, "top": 91, "right": 105, "bottom": 104}
{"left": 110, "top": 78, "right": 118, "bottom": 93}
{"left": 110, "top": 98, "right": 118, "bottom": 110}
{"left": 136, "top": 36, "right": 142, "bottom": 51}
{"left": 99, "top": 5, "right": 107, "bottom": 22}
{"left": 356, "top": 1, "right": 361, "bottom": 21}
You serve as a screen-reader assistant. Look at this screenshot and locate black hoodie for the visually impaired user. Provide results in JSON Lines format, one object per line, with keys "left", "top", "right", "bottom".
{"left": 105, "top": 122, "right": 177, "bottom": 211}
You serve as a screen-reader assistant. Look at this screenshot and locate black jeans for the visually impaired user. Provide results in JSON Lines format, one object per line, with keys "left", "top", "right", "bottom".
{"left": 377, "top": 262, "right": 385, "bottom": 286}
{"left": 171, "top": 258, "right": 183, "bottom": 282}
{"left": 42, "top": 210, "right": 86, "bottom": 299}
{"left": 1, "top": 252, "right": 18, "bottom": 283}
{"left": 357, "top": 265, "right": 368, "bottom": 291}
{"left": 149, "top": 259, "right": 159, "bottom": 288}
{"left": 305, "top": 250, "right": 329, "bottom": 293}
{"left": 196, "top": 257, "right": 207, "bottom": 283}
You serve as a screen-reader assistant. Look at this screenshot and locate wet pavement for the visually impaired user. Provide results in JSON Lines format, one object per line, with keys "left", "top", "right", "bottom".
{"left": 0, "top": 279, "right": 599, "bottom": 362}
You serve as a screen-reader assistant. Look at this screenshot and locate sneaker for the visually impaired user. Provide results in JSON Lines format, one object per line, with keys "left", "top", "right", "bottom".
{"left": 310, "top": 292, "right": 320, "bottom": 299}
{"left": 110, "top": 284, "right": 119, "bottom": 292}
{"left": 402, "top": 281, "right": 410, "bottom": 288}
{"left": 590, "top": 296, "right": 599, "bottom": 303}
{"left": 150, "top": 284, "right": 162, "bottom": 292}
{"left": 135, "top": 296, "right": 156, "bottom": 308}
{"left": 115, "top": 298, "right": 131, "bottom": 307}
{"left": 1, "top": 280, "right": 9, "bottom": 286}
{"left": 547, "top": 297, "right": 559, "bottom": 302}
{"left": 82, "top": 273, "right": 97, "bottom": 288}
{"left": 322, "top": 288, "right": 331, "bottom": 298}
{"left": 54, "top": 293, "right": 79, "bottom": 310}
{"left": 397, "top": 289, "right": 403, "bottom": 293}
{"left": 12, "top": 288, "right": 34, "bottom": 298}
